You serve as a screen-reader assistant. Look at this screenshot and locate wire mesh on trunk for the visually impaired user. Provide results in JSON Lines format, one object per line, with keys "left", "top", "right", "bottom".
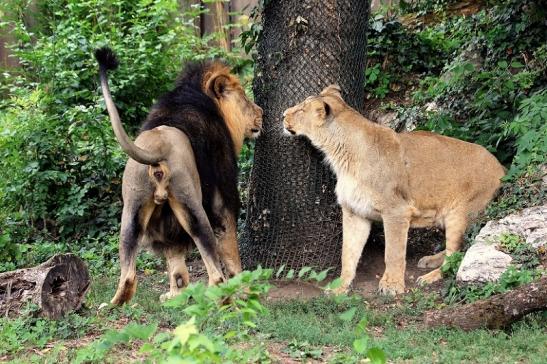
{"left": 241, "top": 0, "right": 370, "bottom": 272}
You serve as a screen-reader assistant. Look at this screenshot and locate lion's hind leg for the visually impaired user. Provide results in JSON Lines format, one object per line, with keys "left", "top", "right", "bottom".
{"left": 168, "top": 190, "right": 225, "bottom": 286}
{"left": 111, "top": 198, "right": 146, "bottom": 305}
{"left": 417, "top": 211, "right": 467, "bottom": 285}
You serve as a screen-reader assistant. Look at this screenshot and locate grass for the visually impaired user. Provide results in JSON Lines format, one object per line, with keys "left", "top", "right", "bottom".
{"left": 1, "top": 272, "right": 546, "bottom": 363}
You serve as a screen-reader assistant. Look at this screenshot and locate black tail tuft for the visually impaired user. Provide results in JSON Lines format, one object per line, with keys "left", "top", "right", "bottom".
{"left": 94, "top": 47, "right": 119, "bottom": 71}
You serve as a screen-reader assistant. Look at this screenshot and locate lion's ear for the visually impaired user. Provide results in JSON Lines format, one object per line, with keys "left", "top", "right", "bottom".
{"left": 207, "top": 74, "right": 231, "bottom": 99}
{"left": 319, "top": 84, "right": 342, "bottom": 98}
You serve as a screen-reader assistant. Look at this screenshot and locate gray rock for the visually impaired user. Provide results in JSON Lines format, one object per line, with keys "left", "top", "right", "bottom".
{"left": 456, "top": 204, "right": 546, "bottom": 284}
{"left": 476, "top": 205, "right": 547, "bottom": 249}
{"left": 456, "top": 242, "right": 513, "bottom": 284}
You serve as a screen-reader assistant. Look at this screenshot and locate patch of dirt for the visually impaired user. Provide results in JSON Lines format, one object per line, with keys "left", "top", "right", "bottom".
{"left": 185, "top": 226, "right": 445, "bottom": 302}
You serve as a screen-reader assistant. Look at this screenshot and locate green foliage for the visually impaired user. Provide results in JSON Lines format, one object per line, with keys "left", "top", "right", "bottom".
{"left": 0, "top": 0, "right": 249, "bottom": 272}
{"left": 413, "top": 0, "right": 546, "bottom": 177}
{"left": 365, "top": 13, "right": 451, "bottom": 98}
{"left": 76, "top": 267, "right": 274, "bottom": 363}
{"left": 443, "top": 263, "right": 542, "bottom": 305}
{"left": 0, "top": 306, "right": 94, "bottom": 356}
{"left": 498, "top": 233, "right": 541, "bottom": 270}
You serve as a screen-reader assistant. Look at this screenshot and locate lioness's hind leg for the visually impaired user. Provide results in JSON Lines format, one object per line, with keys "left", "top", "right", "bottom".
{"left": 111, "top": 200, "right": 142, "bottom": 305}
{"left": 217, "top": 212, "right": 242, "bottom": 278}
{"left": 418, "top": 212, "right": 467, "bottom": 285}
{"left": 417, "top": 250, "right": 445, "bottom": 269}
{"left": 168, "top": 192, "right": 225, "bottom": 286}
{"left": 160, "top": 246, "right": 190, "bottom": 302}
{"left": 334, "top": 207, "right": 372, "bottom": 295}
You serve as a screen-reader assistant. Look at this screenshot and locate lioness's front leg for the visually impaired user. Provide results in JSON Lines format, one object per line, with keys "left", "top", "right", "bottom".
{"left": 333, "top": 207, "right": 372, "bottom": 295}
{"left": 379, "top": 215, "right": 409, "bottom": 295}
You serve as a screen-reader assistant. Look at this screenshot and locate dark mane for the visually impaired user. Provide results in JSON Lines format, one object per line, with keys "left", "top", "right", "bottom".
{"left": 141, "top": 61, "right": 239, "bottom": 229}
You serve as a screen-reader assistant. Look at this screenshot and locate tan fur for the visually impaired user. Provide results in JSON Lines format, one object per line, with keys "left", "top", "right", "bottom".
{"left": 100, "top": 63, "right": 262, "bottom": 305}
{"left": 283, "top": 85, "right": 505, "bottom": 295}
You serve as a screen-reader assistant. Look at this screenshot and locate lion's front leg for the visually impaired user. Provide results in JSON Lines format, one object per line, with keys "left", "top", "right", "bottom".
{"left": 332, "top": 207, "right": 372, "bottom": 295}
{"left": 216, "top": 212, "right": 242, "bottom": 278}
{"left": 379, "top": 215, "right": 409, "bottom": 295}
{"left": 160, "top": 246, "right": 190, "bottom": 302}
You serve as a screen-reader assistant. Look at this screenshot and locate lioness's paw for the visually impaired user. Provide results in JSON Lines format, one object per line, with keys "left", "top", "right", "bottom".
{"left": 378, "top": 276, "right": 405, "bottom": 296}
{"left": 417, "top": 269, "right": 442, "bottom": 285}
{"left": 417, "top": 254, "right": 444, "bottom": 269}
{"left": 327, "top": 286, "right": 349, "bottom": 296}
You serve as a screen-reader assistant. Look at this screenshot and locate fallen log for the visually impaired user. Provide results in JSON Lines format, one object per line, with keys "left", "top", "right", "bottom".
{"left": 0, "top": 254, "right": 90, "bottom": 319}
{"left": 424, "top": 276, "right": 547, "bottom": 330}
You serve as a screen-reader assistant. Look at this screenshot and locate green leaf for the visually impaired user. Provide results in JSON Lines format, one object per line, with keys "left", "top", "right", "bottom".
{"left": 367, "top": 347, "right": 387, "bottom": 364}
{"left": 352, "top": 337, "right": 368, "bottom": 354}
{"left": 314, "top": 269, "right": 329, "bottom": 282}
{"left": 276, "top": 265, "right": 286, "bottom": 278}
{"left": 286, "top": 269, "right": 295, "bottom": 279}
{"left": 298, "top": 267, "right": 312, "bottom": 278}
{"left": 339, "top": 307, "right": 357, "bottom": 322}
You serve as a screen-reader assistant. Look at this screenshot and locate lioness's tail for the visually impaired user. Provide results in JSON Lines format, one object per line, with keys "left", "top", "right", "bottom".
{"left": 95, "top": 47, "right": 163, "bottom": 165}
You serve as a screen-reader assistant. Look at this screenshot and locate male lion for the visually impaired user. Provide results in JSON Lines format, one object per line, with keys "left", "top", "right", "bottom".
{"left": 95, "top": 47, "right": 262, "bottom": 304}
{"left": 283, "top": 85, "right": 504, "bottom": 295}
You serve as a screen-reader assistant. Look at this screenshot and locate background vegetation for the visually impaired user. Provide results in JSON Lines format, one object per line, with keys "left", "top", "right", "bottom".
{"left": 0, "top": 0, "right": 545, "bottom": 362}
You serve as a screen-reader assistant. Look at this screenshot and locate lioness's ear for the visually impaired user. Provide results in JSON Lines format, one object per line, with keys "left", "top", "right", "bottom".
{"left": 315, "top": 101, "right": 331, "bottom": 120}
{"left": 207, "top": 74, "right": 230, "bottom": 99}
{"left": 319, "top": 84, "right": 342, "bottom": 98}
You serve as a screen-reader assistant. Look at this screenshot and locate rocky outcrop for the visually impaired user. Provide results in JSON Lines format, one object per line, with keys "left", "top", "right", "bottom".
{"left": 456, "top": 204, "right": 546, "bottom": 284}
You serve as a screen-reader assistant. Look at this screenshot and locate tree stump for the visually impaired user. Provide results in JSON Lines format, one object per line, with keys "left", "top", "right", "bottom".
{"left": 424, "top": 276, "right": 547, "bottom": 330}
{"left": 0, "top": 254, "right": 90, "bottom": 319}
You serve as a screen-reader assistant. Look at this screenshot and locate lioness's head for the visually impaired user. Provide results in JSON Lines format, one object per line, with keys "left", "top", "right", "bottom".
{"left": 204, "top": 64, "right": 263, "bottom": 152}
{"left": 282, "top": 85, "right": 344, "bottom": 137}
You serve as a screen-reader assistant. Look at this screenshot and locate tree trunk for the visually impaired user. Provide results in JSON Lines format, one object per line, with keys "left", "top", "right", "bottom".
{"left": 0, "top": 254, "right": 90, "bottom": 319}
{"left": 201, "top": 0, "right": 230, "bottom": 51}
{"left": 241, "top": 0, "right": 370, "bottom": 271}
{"left": 424, "top": 277, "right": 547, "bottom": 330}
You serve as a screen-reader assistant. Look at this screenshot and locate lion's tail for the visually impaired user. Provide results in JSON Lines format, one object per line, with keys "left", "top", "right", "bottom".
{"left": 95, "top": 47, "right": 163, "bottom": 165}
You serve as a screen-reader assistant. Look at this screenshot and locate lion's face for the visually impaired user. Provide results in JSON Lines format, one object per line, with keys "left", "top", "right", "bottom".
{"left": 204, "top": 65, "right": 263, "bottom": 151}
{"left": 223, "top": 86, "right": 263, "bottom": 139}
{"left": 283, "top": 85, "right": 343, "bottom": 138}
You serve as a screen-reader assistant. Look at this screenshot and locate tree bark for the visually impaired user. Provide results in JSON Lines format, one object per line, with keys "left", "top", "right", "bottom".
{"left": 241, "top": 0, "right": 370, "bottom": 271}
{"left": 201, "top": 0, "right": 230, "bottom": 51}
{"left": 424, "top": 277, "right": 547, "bottom": 330}
{"left": 0, "top": 254, "right": 90, "bottom": 319}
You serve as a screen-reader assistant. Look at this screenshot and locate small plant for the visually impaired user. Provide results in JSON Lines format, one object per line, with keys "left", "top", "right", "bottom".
{"left": 498, "top": 233, "right": 541, "bottom": 270}
{"left": 75, "top": 267, "right": 274, "bottom": 363}
{"left": 284, "top": 339, "right": 323, "bottom": 360}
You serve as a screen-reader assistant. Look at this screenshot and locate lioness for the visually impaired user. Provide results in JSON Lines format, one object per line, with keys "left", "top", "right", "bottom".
{"left": 283, "top": 85, "right": 504, "bottom": 295}
{"left": 95, "top": 47, "right": 263, "bottom": 304}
